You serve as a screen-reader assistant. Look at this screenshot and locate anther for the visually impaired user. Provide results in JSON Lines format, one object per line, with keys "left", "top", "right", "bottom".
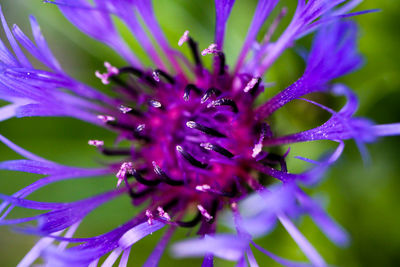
{"left": 252, "top": 143, "right": 263, "bottom": 158}
{"left": 200, "top": 143, "right": 234, "bottom": 158}
{"left": 183, "top": 84, "right": 201, "bottom": 101}
{"left": 95, "top": 62, "right": 119, "bottom": 85}
{"left": 152, "top": 71, "right": 160, "bottom": 82}
{"left": 88, "top": 140, "right": 104, "bottom": 147}
{"left": 153, "top": 69, "right": 175, "bottom": 84}
{"left": 152, "top": 161, "right": 184, "bottom": 186}
{"left": 119, "top": 105, "right": 132, "bottom": 114}
{"left": 195, "top": 183, "right": 237, "bottom": 198}
{"left": 178, "top": 30, "right": 189, "bottom": 46}
{"left": 197, "top": 205, "right": 213, "bottom": 222}
{"left": 252, "top": 123, "right": 271, "bottom": 158}
{"left": 157, "top": 206, "right": 171, "bottom": 221}
{"left": 97, "top": 115, "right": 115, "bottom": 123}
{"left": 207, "top": 98, "right": 239, "bottom": 113}
{"left": 176, "top": 145, "right": 208, "bottom": 169}
{"left": 201, "top": 87, "right": 222, "bottom": 103}
{"left": 186, "top": 121, "right": 226, "bottom": 138}
{"left": 148, "top": 99, "right": 162, "bottom": 109}
{"left": 201, "top": 43, "right": 218, "bottom": 56}
{"left": 195, "top": 184, "right": 211, "bottom": 192}
{"left": 146, "top": 209, "right": 154, "bottom": 225}
{"left": 244, "top": 77, "right": 261, "bottom": 93}
{"left": 119, "top": 105, "right": 143, "bottom": 117}
{"left": 116, "top": 162, "right": 133, "bottom": 187}
{"left": 136, "top": 124, "right": 145, "bottom": 132}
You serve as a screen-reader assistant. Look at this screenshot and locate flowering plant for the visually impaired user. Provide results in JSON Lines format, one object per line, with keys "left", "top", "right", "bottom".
{"left": 0, "top": 0, "right": 399, "bottom": 266}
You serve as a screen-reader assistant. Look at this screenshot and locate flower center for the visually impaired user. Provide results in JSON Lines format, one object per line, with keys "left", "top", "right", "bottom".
{"left": 92, "top": 33, "right": 275, "bottom": 228}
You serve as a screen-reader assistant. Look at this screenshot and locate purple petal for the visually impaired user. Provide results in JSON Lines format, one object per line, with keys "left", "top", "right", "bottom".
{"left": 278, "top": 214, "right": 327, "bottom": 267}
{"left": 235, "top": 0, "right": 278, "bottom": 72}
{"left": 101, "top": 248, "right": 123, "bottom": 267}
{"left": 0, "top": 169, "right": 110, "bottom": 219}
{"left": 29, "top": 15, "right": 62, "bottom": 72}
{"left": 0, "top": 160, "right": 78, "bottom": 175}
{"left": 251, "top": 241, "right": 313, "bottom": 267}
{"left": 0, "top": 133, "right": 52, "bottom": 163}
{"left": 54, "top": 0, "right": 141, "bottom": 66}
{"left": 118, "top": 220, "right": 165, "bottom": 249}
{"left": 118, "top": 247, "right": 131, "bottom": 267}
{"left": 17, "top": 230, "right": 63, "bottom": 267}
{"left": 172, "top": 234, "right": 249, "bottom": 261}
{"left": 214, "top": 0, "right": 235, "bottom": 48}
{"left": 135, "top": 0, "right": 181, "bottom": 70}
{"left": 246, "top": 248, "right": 259, "bottom": 267}
{"left": 296, "top": 189, "right": 349, "bottom": 247}
{"left": 105, "top": 1, "right": 166, "bottom": 69}
{"left": 143, "top": 226, "right": 176, "bottom": 267}
{"left": 43, "top": 216, "right": 145, "bottom": 266}
{"left": 0, "top": 5, "right": 31, "bottom": 67}
{"left": 0, "top": 103, "right": 19, "bottom": 122}
{"left": 372, "top": 123, "right": 400, "bottom": 137}
{"left": 201, "top": 253, "right": 214, "bottom": 267}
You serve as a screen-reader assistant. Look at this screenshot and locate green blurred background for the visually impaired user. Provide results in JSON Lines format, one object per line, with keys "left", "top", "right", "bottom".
{"left": 0, "top": 0, "right": 400, "bottom": 266}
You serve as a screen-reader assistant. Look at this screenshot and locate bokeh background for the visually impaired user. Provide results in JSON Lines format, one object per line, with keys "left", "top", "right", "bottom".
{"left": 0, "top": 0, "right": 400, "bottom": 266}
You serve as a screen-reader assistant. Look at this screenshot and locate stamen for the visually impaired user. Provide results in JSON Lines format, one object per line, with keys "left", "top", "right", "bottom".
{"left": 106, "top": 120, "right": 137, "bottom": 132}
{"left": 200, "top": 143, "right": 234, "bottom": 158}
{"left": 244, "top": 77, "right": 261, "bottom": 93}
{"left": 176, "top": 212, "right": 202, "bottom": 228}
{"left": 116, "top": 162, "right": 133, "bottom": 187}
{"left": 197, "top": 205, "right": 213, "bottom": 222}
{"left": 152, "top": 161, "right": 184, "bottom": 186}
{"left": 146, "top": 209, "right": 154, "bottom": 225}
{"left": 200, "top": 44, "right": 225, "bottom": 75}
{"left": 176, "top": 145, "right": 208, "bottom": 169}
{"left": 128, "top": 187, "right": 153, "bottom": 199}
{"left": 130, "top": 168, "right": 161, "bottom": 186}
{"left": 178, "top": 30, "right": 190, "bottom": 46}
{"left": 118, "top": 66, "right": 144, "bottom": 77}
{"left": 186, "top": 121, "right": 226, "bottom": 137}
{"left": 157, "top": 206, "right": 171, "bottom": 221}
{"left": 88, "top": 140, "right": 104, "bottom": 147}
{"left": 100, "top": 147, "right": 131, "bottom": 156}
{"left": 201, "top": 43, "right": 218, "bottom": 56}
{"left": 201, "top": 87, "right": 222, "bottom": 103}
{"left": 207, "top": 98, "right": 239, "bottom": 113}
{"left": 183, "top": 84, "right": 201, "bottom": 101}
{"left": 216, "top": 51, "right": 226, "bottom": 75}
{"left": 187, "top": 37, "right": 202, "bottom": 67}
{"left": 95, "top": 62, "right": 119, "bottom": 85}
{"left": 97, "top": 115, "right": 116, "bottom": 123}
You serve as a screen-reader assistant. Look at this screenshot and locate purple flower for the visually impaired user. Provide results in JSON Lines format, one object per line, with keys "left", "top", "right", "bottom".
{"left": 0, "top": 0, "right": 398, "bottom": 266}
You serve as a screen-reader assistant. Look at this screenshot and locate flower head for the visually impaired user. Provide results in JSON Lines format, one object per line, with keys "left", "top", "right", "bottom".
{"left": 0, "top": 1, "right": 398, "bottom": 266}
